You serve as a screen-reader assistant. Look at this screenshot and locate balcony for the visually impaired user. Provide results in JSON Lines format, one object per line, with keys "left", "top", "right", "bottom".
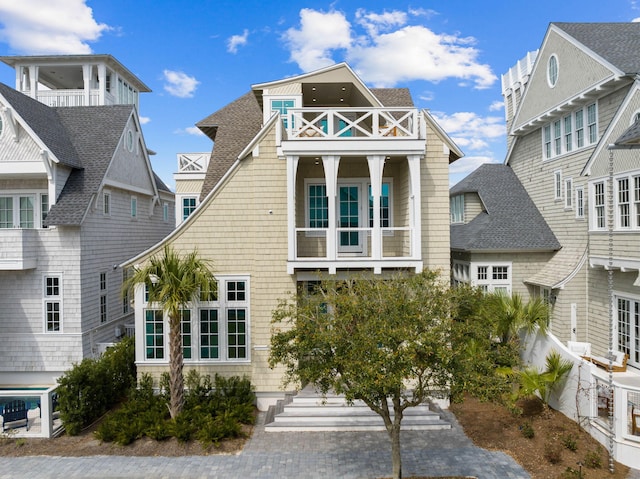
{"left": 0, "top": 229, "right": 38, "bottom": 270}
{"left": 285, "top": 107, "right": 421, "bottom": 140}
{"left": 21, "top": 89, "right": 118, "bottom": 107}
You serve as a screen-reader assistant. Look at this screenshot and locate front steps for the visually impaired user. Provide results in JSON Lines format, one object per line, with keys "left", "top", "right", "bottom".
{"left": 265, "top": 388, "right": 451, "bottom": 432}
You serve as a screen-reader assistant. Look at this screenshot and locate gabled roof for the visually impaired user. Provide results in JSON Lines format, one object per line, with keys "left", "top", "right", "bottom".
{"left": 45, "top": 105, "right": 137, "bottom": 226}
{"left": 450, "top": 164, "right": 560, "bottom": 252}
{"left": 552, "top": 23, "right": 640, "bottom": 74}
{"left": 0, "top": 83, "right": 82, "bottom": 169}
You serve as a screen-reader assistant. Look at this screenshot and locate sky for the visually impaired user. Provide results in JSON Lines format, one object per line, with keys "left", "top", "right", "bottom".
{"left": 0, "top": 0, "right": 638, "bottom": 189}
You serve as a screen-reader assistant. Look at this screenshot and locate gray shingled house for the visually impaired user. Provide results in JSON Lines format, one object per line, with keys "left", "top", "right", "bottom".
{"left": 0, "top": 55, "right": 174, "bottom": 435}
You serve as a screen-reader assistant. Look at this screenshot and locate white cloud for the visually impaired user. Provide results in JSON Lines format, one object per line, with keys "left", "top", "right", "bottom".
{"left": 163, "top": 70, "right": 199, "bottom": 98}
{"left": 489, "top": 101, "right": 504, "bottom": 112}
{"left": 432, "top": 111, "right": 504, "bottom": 153}
{"left": 282, "top": 8, "right": 352, "bottom": 71}
{"left": 0, "top": 0, "right": 109, "bottom": 54}
{"left": 139, "top": 116, "right": 151, "bottom": 125}
{"left": 227, "top": 29, "right": 249, "bottom": 54}
{"left": 449, "top": 156, "right": 499, "bottom": 186}
{"left": 283, "top": 8, "right": 496, "bottom": 89}
{"left": 174, "top": 126, "right": 205, "bottom": 136}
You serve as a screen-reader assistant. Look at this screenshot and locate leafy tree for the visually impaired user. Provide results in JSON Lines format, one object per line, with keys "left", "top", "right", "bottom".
{"left": 269, "top": 270, "right": 454, "bottom": 479}
{"left": 124, "top": 245, "right": 215, "bottom": 418}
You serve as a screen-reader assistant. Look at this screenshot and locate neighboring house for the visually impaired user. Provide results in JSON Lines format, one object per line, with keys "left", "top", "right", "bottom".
{"left": 459, "top": 22, "right": 640, "bottom": 466}
{"left": 0, "top": 55, "right": 175, "bottom": 391}
{"left": 174, "top": 152, "right": 209, "bottom": 226}
{"left": 450, "top": 163, "right": 560, "bottom": 296}
{"left": 126, "top": 62, "right": 463, "bottom": 409}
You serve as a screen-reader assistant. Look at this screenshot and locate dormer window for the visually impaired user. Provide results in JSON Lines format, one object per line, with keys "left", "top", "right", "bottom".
{"left": 450, "top": 195, "right": 464, "bottom": 223}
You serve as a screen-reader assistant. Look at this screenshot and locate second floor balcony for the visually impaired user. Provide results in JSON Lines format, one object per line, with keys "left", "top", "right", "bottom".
{"left": 0, "top": 228, "right": 38, "bottom": 270}
{"left": 284, "top": 107, "right": 423, "bottom": 141}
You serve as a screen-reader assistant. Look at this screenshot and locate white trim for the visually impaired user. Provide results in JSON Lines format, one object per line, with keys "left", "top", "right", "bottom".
{"left": 43, "top": 273, "right": 63, "bottom": 334}
{"left": 547, "top": 54, "right": 559, "bottom": 88}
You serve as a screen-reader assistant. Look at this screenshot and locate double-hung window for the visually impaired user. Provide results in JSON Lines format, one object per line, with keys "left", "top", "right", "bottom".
{"left": 182, "top": 197, "right": 197, "bottom": 222}
{"left": 618, "top": 178, "right": 631, "bottom": 228}
{"left": 593, "top": 181, "right": 606, "bottom": 230}
{"left": 308, "top": 184, "right": 328, "bottom": 229}
{"left": 554, "top": 171, "right": 563, "bottom": 200}
{"left": 576, "top": 187, "right": 584, "bottom": 219}
{"left": 144, "top": 310, "right": 164, "bottom": 359}
{"left": 587, "top": 103, "right": 598, "bottom": 144}
{"left": 130, "top": 196, "right": 137, "bottom": 218}
{"left": 44, "top": 275, "right": 62, "bottom": 332}
{"left": 564, "top": 178, "right": 573, "bottom": 209}
{"left": 99, "top": 272, "right": 107, "bottom": 323}
{"left": 542, "top": 103, "right": 597, "bottom": 159}
{"left": 601, "top": 172, "right": 640, "bottom": 231}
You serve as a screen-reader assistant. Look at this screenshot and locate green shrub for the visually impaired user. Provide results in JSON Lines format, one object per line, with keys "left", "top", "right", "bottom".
{"left": 57, "top": 337, "right": 135, "bottom": 435}
{"left": 583, "top": 450, "right": 603, "bottom": 469}
{"left": 171, "top": 414, "right": 197, "bottom": 442}
{"left": 558, "top": 467, "right": 581, "bottom": 479}
{"left": 520, "top": 421, "right": 534, "bottom": 439}
{"left": 561, "top": 433, "right": 578, "bottom": 452}
{"left": 196, "top": 411, "right": 243, "bottom": 447}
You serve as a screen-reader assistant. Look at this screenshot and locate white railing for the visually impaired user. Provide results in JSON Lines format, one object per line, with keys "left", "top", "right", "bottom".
{"left": 22, "top": 89, "right": 118, "bottom": 107}
{"left": 286, "top": 108, "right": 420, "bottom": 140}
{"left": 177, "top": 153, "right": 210, "bottom": 173}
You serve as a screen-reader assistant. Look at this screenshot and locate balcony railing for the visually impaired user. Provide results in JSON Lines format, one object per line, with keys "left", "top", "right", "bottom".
{"left": 177, "top": 153, "right": 210, "bottom": 173}
{"left": 286, "top": 108, "right": 420, "bottom": 140}
{"left": 0, "top": 228, "right": 38, "bottom": 270}
{"left": 21, "top": 89, "right": 117, "bottom": 107}
{"left": 294, "top": 226, "right": 413, "bottom": 260}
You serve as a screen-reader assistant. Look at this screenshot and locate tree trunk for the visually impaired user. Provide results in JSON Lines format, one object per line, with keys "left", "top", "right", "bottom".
{"left": 168, "top": 314, "right": 184, "bottom": 419}
{"left": 390, "top": 422, "right": 402, "bottom": 479}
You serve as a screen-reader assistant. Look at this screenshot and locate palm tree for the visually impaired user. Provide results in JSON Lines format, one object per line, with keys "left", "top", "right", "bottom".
{"left": 124, "top": 245, "right": 215, "bottom": 418}
{"left": 483, "top": 292, "right": 549, "bottom": 344}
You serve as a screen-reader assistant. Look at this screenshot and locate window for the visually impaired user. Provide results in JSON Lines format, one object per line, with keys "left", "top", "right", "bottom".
{"left": 587, "top": 103, "right": 597, "bottom": 144}
{"left": 547, "top": 55, "right": 558, "bottom": 87}
{"left": 564, "top": 116, "right": 572, "bottom": 152}
{"left": 553, "top": 120, "right": 561, "bottom": 156}
{"left": 635, "top": 176, "right": 640, "bottom": 228}
{"left": 451, "top": 261, "right": 470, "bottom": 287}
{"left": 0, "top": 113, "right": 3, "bottom": 136}
{"left": 142, "top": 277, "right": 249, "bottom": 363}
{"left": 19, "top": 196, "right": 34, "bottom": 228}
{"left": 593, "top": 181, "right": 606, "bottom": 230}
{"left": 182, "top": 197, "right": 197, "bottom": 222}
{"left": 576, "top": 187, "right": 584, "bottom": 219}
{"left": 103, "top": 192, "right": 111, "bottom": 216}
{"left": 44, "top": 275, "right": 62, "bottom": 332}
{"left": 450, "top": 194, "right": 464, "bottom": 223}
{"left": 144, "top": 310, "right": 164, "bottom": 359}
{"left": 554, "top": 171, "right": 563, "bottom": 200}
{"left": 615, "top": 295, "right": 640, "bottom": 367}
{"left": 618, "top": 178, "right": 630, "bottom": 228}
{"left": 0, "top": 197, "right": 12, "bottom": 228}
{"left": 163, "top": 202, "right": 169, "bottom": 222}
{"left": 130, "top": 196, "right": 137, "bottom": 218}
{"left": 308, "top": 184, "right": 328, "bottom": 228}
{"left": 181, "top": 310, "right": 192, "bottom": 360}
{"left": 565, "top": 178, "right": 573, "bottom": 209}
{"left": 369, "top": 183, "right": 390, "bottom": 227}
{"left": 41, "top": 194, "right": 48, "bottom": 226}
{"left": 99, "top": 272, "right": 107, "bottom": 323}
{"left": 543, "top": 103, "right": 597, "bottom": 160}
{"left": 474, "top": 264, "right": 511, "bottom": 293}
{"left": 271, "top": 99, "right": 295, "bottom": 128}
{"left": 122, "top": 269, "right": 130, "bottom": 314}
{"left": 126, "top": 130, "right": 134, "bottom": 152}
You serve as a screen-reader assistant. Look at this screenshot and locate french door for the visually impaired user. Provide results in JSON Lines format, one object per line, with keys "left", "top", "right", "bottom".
{"left": 338, "top": 185, "right": 362, "bottom": 253}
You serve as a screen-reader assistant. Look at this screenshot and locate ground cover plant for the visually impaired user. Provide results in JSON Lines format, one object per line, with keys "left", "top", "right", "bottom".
{"left": 93, "top": 371, "right": 255, "bottom": 447}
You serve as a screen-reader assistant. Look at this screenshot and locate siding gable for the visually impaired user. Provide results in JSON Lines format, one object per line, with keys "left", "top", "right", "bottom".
{"left": 514, "top": 28, "right": 617, "bottom": 131}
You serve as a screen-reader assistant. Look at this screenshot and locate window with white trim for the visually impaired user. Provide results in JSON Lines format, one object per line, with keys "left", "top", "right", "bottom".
{"left": 130, "top": 196, "right": 137, "bottom": 218}
{"left": 450, "top": 194, "right": 464, "bottom": 223}
{"left": 542, "top": 103, "right": 597, "bottom": 160}
{"left": 103, "top": 192, "right": 111, "bottom": 216}
{"left": 554, "top": 170, "right": 563, "bottom": 200}
{"left": 44, "top": 275, "right": 62, "bottom": 332}
{"left": 576, "top": 187, "right": 584, "bottom": 219}
{"left": 592, "top": 181, "right": 606, "bottom": 230}
{"left": 181, "top": 309, "right": 192, "bottom": 360}
{"left": 564, "top": 178, "right": 573, "bottom": 209}
{"left": 547, "top": 55, "right": 558, "bottom": 87}
{"left": 473, "top": 264, "right": 511, "bottom": 293}
{"left": 271, "top": 99, "right": 295, "bottom": 129}
{"left": 0, "top": 194, "right": 45, "bottom": 228}
{"left": 635, "top": 176, "right": 640, "bottom": 228}
{"left": 144, "top": 310, "right": 164, "bottom": 359}
{"left": 99, "top": 272, "right": 107, "bottom": 323}
{"left": 182, "top": 196, "right": 197, "bottom": 222}
{"left": 41, "top": 194, "right": 49, "bottom": 227}
{"left": 618, "top": 177, "right": 630, "bottom": 228}
{"left": 163, "top": 202, "right": 169, "bottom": 222}
{"left": 615, "top": 294, "right": 639, "bottom": 367}
{"left": 122, "top": 268, "right": 130, "bottom": 314}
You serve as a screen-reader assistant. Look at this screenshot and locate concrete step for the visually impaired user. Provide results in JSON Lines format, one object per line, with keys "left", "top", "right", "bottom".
{"left": 265, "top": 417, "right": 451, "bottom": 432}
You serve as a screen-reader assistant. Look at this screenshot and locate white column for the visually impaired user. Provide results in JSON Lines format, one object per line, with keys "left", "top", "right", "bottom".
{"left": 82, "top": 64, "right": 92, "bottom": 106}
{"left": 367, "top": 155, "right": 385, "bottom": 263}
{"left": 29, "top": 66, "right": 39, "bottom": 100}
{"left": 97, "top": 63, "right": 107, "bottom": 106}
{"left": 322, "top": 155, "right": 340, "bottom": 263}
{"left": 287, "top": 156, "right": 299, "bottom": 265}
{"left": 407, "top": 155, "right": 422, "bottom": 260}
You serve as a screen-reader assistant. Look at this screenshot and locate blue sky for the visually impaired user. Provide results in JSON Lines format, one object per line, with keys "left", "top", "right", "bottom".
{"left": 0, "top": 0, "right": 638, "bottom": 188}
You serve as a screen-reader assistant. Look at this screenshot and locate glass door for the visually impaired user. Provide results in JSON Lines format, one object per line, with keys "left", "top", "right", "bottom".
{"left": 338, "top": 185, "right": 362, "bottom": 253}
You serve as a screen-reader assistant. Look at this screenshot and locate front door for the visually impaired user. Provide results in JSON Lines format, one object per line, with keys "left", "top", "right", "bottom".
{"left": 338, "top": 185, "right": 362, "bottom": 253}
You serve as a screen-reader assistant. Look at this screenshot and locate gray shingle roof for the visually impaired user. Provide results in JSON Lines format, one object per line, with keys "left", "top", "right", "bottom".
{"left": 0, "top": 83, "right": 82, "bottom": 169}
{"left": 44, "top": 105, "right": 135, "bottom": 226}
{"left": 553, "top": 22, "right": 640, "bottom": 74}
{"left": 450, "top": 164, "right": 560, "bottom": 252}
{"left": 371, "top": 88, "right": 414, "bottom": 107}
